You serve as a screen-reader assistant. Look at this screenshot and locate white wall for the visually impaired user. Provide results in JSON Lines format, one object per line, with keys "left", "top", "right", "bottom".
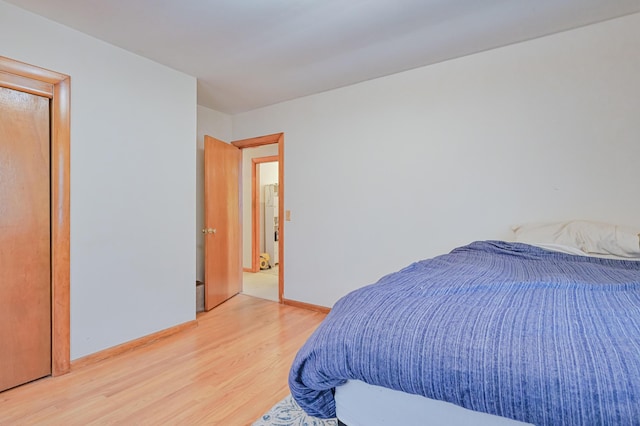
{"left": 196, "top": 105, "right": 232, "bottom": 281}
{"left": 260, "top": 162, "right": 279, "bottom": 187}
{"left": 233, "top": 13, "right": 640, "bottom": 308}
{"left": 0, "top": 1, "right": 197, "bottom": 359}
{"left": 241, "top": 145, "right": 279, "bottom": 268}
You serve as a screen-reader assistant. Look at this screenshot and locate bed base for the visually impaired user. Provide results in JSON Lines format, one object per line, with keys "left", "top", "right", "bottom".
{"left": 334, "top": 380, "right": 531, "bottom": 426}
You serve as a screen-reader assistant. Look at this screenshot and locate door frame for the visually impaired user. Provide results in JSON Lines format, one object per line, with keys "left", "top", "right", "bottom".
{"left": 232, "top": 133, "right": 284, "bottom": 302}
{"left": 251, "top": 155, "right": 279, "bottom": 273}
{"left": 0, "top": 56, "right": 70, "bottom": 376}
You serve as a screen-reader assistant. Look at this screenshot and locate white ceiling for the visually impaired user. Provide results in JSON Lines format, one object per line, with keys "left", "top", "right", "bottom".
{"left": 5, "top": 0, "right": 640, "bottom": 114}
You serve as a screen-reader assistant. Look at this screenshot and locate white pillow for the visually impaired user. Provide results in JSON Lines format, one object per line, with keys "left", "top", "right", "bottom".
{"left": 512, "top": 220, "right": 640, "bottom": 259}
{"left": 524, "top": 243, "right": 590, "bottom": 257}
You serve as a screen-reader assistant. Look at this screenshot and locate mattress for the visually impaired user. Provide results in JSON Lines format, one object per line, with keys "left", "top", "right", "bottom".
{"left": 335, "top": 380, "right": 532, "bottom": 426}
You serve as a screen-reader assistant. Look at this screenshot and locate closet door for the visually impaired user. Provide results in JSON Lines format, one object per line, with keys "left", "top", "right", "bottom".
{"left": 0, "top": 86, "right": 51, "bottom": 391}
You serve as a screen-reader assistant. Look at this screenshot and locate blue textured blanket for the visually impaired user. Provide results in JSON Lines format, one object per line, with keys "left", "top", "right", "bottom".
{"left": 289, "top": 241, "right": 640, "bottom": 425}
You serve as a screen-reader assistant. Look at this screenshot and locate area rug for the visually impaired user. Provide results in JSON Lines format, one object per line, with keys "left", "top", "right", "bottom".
{"left": 253, "top": 394, "right": 337, "bottom": 426}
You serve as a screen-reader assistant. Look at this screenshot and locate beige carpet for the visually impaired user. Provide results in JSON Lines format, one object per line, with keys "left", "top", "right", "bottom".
{"left": 242, "top": 266, "right": 278, "bottom": 302}
{"left": 261, "top": 265, "right": 279, "bottom": 276}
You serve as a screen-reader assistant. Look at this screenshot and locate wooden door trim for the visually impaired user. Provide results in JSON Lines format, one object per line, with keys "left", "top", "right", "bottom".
{"left": 0, "top": 70, "right": 54, "bottom": 98}
{"left": 231, "top": 133, "right": 284, "bottom": 302}
{"left": 232, "top": 133, "right": 281, "bottom": 150}
{"left": 0, "top": 56, "right": 71, "bottom": 376}
{"left": 251, "top": 156, "right": 279, "bottom": 273}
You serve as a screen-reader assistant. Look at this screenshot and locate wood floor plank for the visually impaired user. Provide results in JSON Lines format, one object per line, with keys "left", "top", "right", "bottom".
{"left": 0, "top": 295, "right": 327, "bottom": 425}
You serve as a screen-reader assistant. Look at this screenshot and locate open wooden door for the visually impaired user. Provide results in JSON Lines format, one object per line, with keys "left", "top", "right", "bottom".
{"left": 203, "top": 136, "right": 242, "bottom": 310}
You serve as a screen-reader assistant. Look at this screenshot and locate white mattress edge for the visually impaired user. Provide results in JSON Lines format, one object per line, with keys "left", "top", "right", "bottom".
{"left": 335, "top": 380, "right": 532, "bottom": 426}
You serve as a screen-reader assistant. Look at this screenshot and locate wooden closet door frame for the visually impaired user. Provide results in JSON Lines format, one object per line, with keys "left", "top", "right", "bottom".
{"left": 0, "top": 56, "right": 71, "bottom": 376}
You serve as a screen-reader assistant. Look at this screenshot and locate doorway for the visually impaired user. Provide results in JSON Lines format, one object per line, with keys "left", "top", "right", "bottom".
{"left": 243, "top": 156, "right": 279, "bottom": 302}
{"left": 201, "top": 133, "right": 284, "bottom": 310}
{"left": 231, "top": 133, "right": 284, "bottom": 302}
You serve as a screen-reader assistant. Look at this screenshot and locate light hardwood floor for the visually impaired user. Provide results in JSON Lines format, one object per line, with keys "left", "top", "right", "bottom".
{"left": 0, "top": 295, "right": 327, "bottom": 425}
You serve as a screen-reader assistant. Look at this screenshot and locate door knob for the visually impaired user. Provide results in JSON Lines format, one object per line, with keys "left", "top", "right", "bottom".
{"left": 201, "top": 228, "right": 217, "bottom": 234}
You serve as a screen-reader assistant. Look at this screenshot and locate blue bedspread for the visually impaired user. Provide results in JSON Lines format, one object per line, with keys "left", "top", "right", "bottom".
{"left": 289, "top": 241, "right": 640, "bottom": 424}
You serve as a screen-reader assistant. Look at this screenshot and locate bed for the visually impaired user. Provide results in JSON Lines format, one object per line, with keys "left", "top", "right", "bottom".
{"left": 289, "top": 221, "right": 640, "bottom": 425}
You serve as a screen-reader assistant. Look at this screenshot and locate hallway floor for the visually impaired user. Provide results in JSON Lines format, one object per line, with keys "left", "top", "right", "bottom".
{"left": 242, "top": 265, "right": 278, "bottom": 302}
